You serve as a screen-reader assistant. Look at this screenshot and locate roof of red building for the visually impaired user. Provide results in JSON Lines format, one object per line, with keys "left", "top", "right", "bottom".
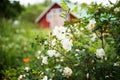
{"left": 35, "top": 2, "right": 77, "bottom": 23}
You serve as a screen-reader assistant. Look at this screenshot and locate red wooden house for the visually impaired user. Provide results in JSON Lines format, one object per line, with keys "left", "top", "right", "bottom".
{"left": 35, "top": 2, "right": 77, "bottom": 28}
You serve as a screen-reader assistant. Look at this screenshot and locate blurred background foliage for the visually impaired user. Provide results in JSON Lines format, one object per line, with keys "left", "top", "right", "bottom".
{"left": 0, "top": 0, "right": 50, "bottom": 79}
{"left": 0, "top": 0, "right": 24, "bottom": 19}
{"left": 19, "top": 4, "right": 46, "bottom": 23}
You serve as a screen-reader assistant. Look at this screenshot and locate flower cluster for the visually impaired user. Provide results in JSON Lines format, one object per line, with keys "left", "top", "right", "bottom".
{"left": 18, "top": 67, "right": 30, "bottom": 80}
{"left": 62, "top": 67, "right": 73, "bottom": 78}
{"left": 53, "top": 26, "right": 67, "bottom": 40}
{"left": 114, "top": 7, "right": 120, "bottom": 12}
{"left": 52, "top": 26, "right": 73, "bottom": 51}
{"left": 24, "top": 67, "right": 30, "bottom": 72}
{"left": 61, "top": 38, "right": 73, "bottom": 51}
{"left": 42, "top": 56, "right": 48, "bottom": 65}
{"left": 96, "top": 48, "right": 105, "bottom": 58}
{"left": 18, "top": 75, "right": 25, "bottom": 80}
{"left": 87, "top": 20, "right": 96, "bottom": 30}
{"left": 47, "top": 50, "right": 60, "bottom": 57}
{"left": 36, "top": 24, "right": 109, "bottom": 79}
{"left": 42, "top": 76, "right": 48, "bottom": 80}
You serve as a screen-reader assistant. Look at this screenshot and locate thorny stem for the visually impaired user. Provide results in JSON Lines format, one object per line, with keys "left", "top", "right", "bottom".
{"left": 66, "top": 8, "right": 79, "bottom": 40}
{"left": 94, "top": 29, "right": 104, "bottom": 49}
{"left": 66, "top": 8, "right": 70, "bottom": 21}
{"left": 100, "top": 27, "right": 104, "bottom": 49}
{"left": 69, "top": 25, "right": 78, "bottom": 40}
{"left": 95, "top": 32, "right": 100, "bottom": 39}
{"left": 52, "top": 47, "right": 74, "bottom": 63}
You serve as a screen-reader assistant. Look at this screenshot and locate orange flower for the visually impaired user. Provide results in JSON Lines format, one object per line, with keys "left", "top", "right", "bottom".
{"left": 3, "top": 78, "right": 7, "bottom": 80}
{"left": 23, "top": 58, "right": 30, "bottom": 63}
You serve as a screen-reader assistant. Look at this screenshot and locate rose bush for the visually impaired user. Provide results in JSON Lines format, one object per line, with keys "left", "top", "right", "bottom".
{"left": 3, "top": 1, "right": 120, "bottom": 80}
{"left": 18, "top": 20, "right": 119, "bottom": 79}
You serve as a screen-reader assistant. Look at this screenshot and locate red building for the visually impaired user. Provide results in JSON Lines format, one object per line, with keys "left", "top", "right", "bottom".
{"left": 35, "top": 2, "right": 77, "bottom": 28}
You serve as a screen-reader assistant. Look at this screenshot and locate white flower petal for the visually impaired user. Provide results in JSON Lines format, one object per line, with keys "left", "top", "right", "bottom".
{"left": 42, "top": 56, "right": 48, "bottom": 64}
{"left": 96, "top": 48, "right": 105, "bottom": 58}
{"left": 47, "top": 50, "right": 56, "bottom": 57}
{"left": 61, "top": 38, "right": 73, "bottom": 51}
{"left": 42, "top": 76, "right": 48, "bottom": 80}
{"left": 63, "top": 67, "right": 73, "bottom": 77}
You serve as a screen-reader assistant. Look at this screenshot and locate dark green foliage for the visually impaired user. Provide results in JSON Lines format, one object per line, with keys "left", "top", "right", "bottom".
{"left": 19, "top": 4, "right": 46, "bottom": 23}
{"left": 85, "top": 1, "right": 120, "bottom": 79}
{"left": 0, "top": 18, "right": 50, "bottom": 79}
{"left": 43, "top": 0, "right": 52, "bottom": 6}
{"left": 0, "top": 0, "right": 24, "bottom": 19}
{"left": 88, "top": 1, "right": 120, "bottom": 55}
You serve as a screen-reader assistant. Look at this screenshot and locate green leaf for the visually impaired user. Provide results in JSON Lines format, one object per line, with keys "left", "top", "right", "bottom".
{"left": 60, "top": 1, "right": 69, "bottom": 11}
{"left": 60, "top": 12, "right": 67, "bottom": 19}
{"left": 71, "top": 6, "right": 78, "bottom": 13}
{"left": 31, "top": 42, "right": 34, "bottom": 48}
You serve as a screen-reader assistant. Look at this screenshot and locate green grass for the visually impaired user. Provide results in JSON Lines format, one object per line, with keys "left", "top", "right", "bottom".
{"left": 0, "top": 19, "right": 51, "bottom": 79}
{"left": 0, "top": 3, "right": 50, "bottom": 79}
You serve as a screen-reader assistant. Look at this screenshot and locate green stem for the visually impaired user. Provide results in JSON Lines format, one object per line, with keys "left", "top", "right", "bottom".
{"left": 101, "top": 31, "right": 104, "bottom": 49}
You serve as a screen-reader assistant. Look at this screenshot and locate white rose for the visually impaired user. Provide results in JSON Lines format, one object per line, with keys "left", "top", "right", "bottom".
{"left": 53, "top": 26, "right": 67, "bottom": 40}
{"left": 63, "top": 67, "right": 73, "bottom": 77}
{"left": 42, "top": 56, "right": 48, "bottom": 64}
{"left": 57, "top": 33, "right": 66, "bottom": 40}
{"left": 87, "top": 20, "right": 96, "bottom": 30}
{"left": 47, "top": 50, "right": 60, "bottom": 57}
{"left": 18, "top": 75, "right": 24, "bottom": 80}
{"left": 25, "top": 67, "right": 30, "bottom": 72}
{"left": 37, "top": 50, "right": 41, "bottom": 54}
{"left": 114, "top": 62, "right": 120, "bottom": 66}
{"left": 53, "top": 26, "right": 67, "bottom": 34}
{"left": 42, "top": 76, "right": 48, "bottom": 80}
{"left": 61, "top": 38, "right": 73, "bottom": 51}
{"left": 54, "top": 52, "right": 60, "bottom": 57}
{"left": 114, "top": 7, "right": 120, "bottom": 12}
{"left": 47, "top": 50, "right": 56, "bottom": 57}
{"left": 86, "top": 73, "right": 89, "bottom": 79}
{"left": 91, "top": 33, "right": 97, "bottom": 41}
{"left": 96, "top": 48, "right": 105, "bottom": 58}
